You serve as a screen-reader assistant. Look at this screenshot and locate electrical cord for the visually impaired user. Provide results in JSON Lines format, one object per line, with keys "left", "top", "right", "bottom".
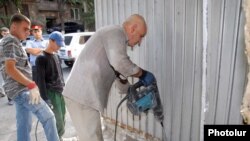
{"left": 114, "top": 94, "right": 129, "bottom": 141}
{"left": 115, "top": 100, "right": 167, "bottom": 141}
{"left": 114, "top": 82, "right": 142, "bottom": 141}
{"left": 114, "top": 93, "right": 167, "bottom": 141}
{"left": 161, "top": 121, "right": 168, "bottom": 141}
{"left": 114, "top": 81, "right": 167, "bottom": 141}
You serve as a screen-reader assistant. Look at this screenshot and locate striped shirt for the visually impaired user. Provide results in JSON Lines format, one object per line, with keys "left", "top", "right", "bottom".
{"left": 0, "top": 34, "right": 32, "bottom": 99}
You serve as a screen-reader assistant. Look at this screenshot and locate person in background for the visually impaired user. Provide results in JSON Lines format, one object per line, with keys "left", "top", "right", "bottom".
{"left": 0, "top": 13, "right": 60, "bottom": 141}
{"left": 62, "top": 14, "right": 156, "bottom": 141}
{"left": 25, "top": 22, "right": 48, "bottom": 82}
{"left": 0, "top": 27, "right": 14, "bottom": 105}
{"left": 0, "top": 27, "right": 9, "bottom": 98}
{"left": 0, "top": 27, "right": 10, "bottom": 41}
{"left": 35, "top": 31, "right": 66, "bottom": 141}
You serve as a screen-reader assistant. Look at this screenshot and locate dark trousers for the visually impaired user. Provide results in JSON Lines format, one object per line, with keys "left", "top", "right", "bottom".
{"left": 32, "top": 66, "right": 37, "bottom": 82}
{"left": 47, "top": 90, "right": 66, "bottom": 138}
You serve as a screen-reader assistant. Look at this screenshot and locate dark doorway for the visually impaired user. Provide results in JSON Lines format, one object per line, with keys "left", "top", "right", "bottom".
{"left": 46, "top": 17, "right": 56, "bottom": 29}
{"left": 46, "top": 17, "right": 56, "bottom": 34}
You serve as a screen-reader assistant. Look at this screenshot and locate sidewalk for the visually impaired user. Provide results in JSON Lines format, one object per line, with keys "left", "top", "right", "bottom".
{"left": 0, "top": 95, "right": 77, "bottom": 141}
{"left": 0, "top": 96, "right": 137, "bottom": 141}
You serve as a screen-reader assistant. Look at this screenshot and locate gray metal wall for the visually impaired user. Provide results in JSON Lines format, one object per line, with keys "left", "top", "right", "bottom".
{"left": 206, "top": 0, "right": 246, "bottom": 124}
{"left": 94, "top": 0, "right": 246, "bottom": 141}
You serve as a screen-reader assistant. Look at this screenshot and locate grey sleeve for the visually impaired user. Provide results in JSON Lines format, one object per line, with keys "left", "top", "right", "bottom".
{"left": 103, "top": 32, "right": 140, "bottom": 77}
{"left": 3, "top": 38, "right": 18, "bottom": 61}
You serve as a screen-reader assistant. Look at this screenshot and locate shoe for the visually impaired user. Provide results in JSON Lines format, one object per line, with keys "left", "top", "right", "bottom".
{"left": 8, "top": 100, "right": 14, "bottom": 105}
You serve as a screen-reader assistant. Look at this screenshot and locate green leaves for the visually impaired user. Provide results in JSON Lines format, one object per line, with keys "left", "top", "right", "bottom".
{"left": 81, "top": 0, "right": 95, "bottom": 31}
{"left": 0, "top": 0, "right": 22, "bottom": 27}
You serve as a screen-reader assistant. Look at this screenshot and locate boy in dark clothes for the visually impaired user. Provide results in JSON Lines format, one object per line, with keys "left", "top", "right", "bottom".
{"left": 35, "top": 31, "right": 66, "bottom": 140}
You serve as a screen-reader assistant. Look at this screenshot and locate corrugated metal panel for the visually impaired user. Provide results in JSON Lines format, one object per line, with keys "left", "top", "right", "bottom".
{"left": 206, "top": 0, "right": 246, "bottom": 124}
{"left": 94, "top": 0, "right": 245, "bottom": 141}
{"left": 95, "top": 0, "right": 202, "bottom": 141}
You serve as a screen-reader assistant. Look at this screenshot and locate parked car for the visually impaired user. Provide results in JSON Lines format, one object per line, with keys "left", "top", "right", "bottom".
{"left": 47, "top": 22, "right": 84, "bottom": 34}
{"left": 58, "top": 32, "right": 95, "bottom": 67}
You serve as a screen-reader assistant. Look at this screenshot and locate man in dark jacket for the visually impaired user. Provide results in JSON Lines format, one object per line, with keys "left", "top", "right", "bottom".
{"left": 36, "top": 31, "right": 66, "bottom": 140}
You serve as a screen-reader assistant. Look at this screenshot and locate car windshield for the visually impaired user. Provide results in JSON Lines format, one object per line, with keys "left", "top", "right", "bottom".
{"left": 64, "top": 36, "right": 73, "bottom": 46}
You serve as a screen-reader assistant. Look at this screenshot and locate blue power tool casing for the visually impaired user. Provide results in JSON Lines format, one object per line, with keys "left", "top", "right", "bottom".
{"left": 127, "top": 81, "right": 164, "bottom": 122}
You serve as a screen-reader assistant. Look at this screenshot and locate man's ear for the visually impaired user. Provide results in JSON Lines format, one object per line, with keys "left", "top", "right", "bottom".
{"left": 11, "top": 23, "right": 16, "bottom": 30}
{"left": 130, "top": 24, "right": 138, "bottom": 34}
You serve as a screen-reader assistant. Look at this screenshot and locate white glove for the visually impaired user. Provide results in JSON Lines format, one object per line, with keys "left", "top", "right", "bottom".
{"left": 29, "top": 86, "right": 41, "bottom": 105}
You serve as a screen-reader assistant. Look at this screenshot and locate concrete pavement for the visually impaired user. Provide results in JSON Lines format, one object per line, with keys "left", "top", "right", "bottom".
{"left": 0, "top": 95, "right": 78, "bottom": 141}
{"left": 0, "top": 95, "right": 139, "bottom": 141}
{"left": 0, "top": 63, "right": 140, "bottom": 141}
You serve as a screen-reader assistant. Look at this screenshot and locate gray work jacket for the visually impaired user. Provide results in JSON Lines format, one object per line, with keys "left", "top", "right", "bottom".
{"left": 62, "top": 25, "right": 140, "bottom": 113}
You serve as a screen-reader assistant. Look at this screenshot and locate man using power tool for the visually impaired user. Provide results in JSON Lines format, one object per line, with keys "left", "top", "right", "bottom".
{"left": 63, "top": 14, "right": 156, "bottom": 141}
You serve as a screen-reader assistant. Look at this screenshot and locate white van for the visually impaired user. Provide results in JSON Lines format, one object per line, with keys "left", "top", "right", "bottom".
{"left": 58, "top": 32, "right": 94, "bottom": 67}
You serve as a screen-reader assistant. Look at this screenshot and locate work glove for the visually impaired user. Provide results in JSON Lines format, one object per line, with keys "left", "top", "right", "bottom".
{"left": 139, "top": 70, "right": 156, "bottom": 87}
{"left": 45, "top": 99, "right": 53, "bottom": 109}
{"left": 28, "top": 82, "right": 41, "bottom": 105}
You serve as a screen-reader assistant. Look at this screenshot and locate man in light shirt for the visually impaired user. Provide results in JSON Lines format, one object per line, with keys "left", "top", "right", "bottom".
{"left": 25, "top": 22, "right": 48, "bottom": 82}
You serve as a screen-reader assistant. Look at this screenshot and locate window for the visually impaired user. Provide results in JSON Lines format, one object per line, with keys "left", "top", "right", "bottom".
{"left": 71, "top": 8, "right": 80, "bottom": 20}
{"left": 64, "top": 36, "right": 73, "bottom": 46}
{"left": 79, "top": 35, "right": 91, "bottom": 45}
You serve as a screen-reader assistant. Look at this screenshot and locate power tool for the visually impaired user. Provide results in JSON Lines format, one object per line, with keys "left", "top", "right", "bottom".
{"left": 114, "top": 80, "right": 164, "bottom": 141}
{"left": 127, "top": 81, "right": 164, "bottom": 122}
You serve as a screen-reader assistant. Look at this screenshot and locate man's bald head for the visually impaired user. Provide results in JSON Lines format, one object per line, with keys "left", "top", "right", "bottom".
{"left": 123, "top": 14, "right": 147, "bottom": 47}
{"left": 123, "top": 14, "right": 147, "bottom": 32}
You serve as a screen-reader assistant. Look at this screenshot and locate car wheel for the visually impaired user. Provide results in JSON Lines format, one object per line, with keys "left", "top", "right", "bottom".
{"left": 64, "top": 61, "right": 74, "bottom": 67}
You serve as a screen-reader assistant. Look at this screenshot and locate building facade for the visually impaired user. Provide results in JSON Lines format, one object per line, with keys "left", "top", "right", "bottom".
{"left": 0, "top": 0, "right": 85, "bottom": 32}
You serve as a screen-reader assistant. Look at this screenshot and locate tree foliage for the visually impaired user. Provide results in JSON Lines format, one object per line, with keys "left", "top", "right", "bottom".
{"left": 0, "top": 0, "right": 22, "bottom": 10}
{"left": 0, "top": 0, "right": 22, "bottom": 27}
{"left": 81, "top": 0, "right": 95, "bottom": 31}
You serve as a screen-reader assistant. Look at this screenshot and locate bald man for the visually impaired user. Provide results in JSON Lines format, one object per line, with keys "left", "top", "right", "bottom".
{"left": 62, "top": 14, "right": 156, "bottom": 141}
